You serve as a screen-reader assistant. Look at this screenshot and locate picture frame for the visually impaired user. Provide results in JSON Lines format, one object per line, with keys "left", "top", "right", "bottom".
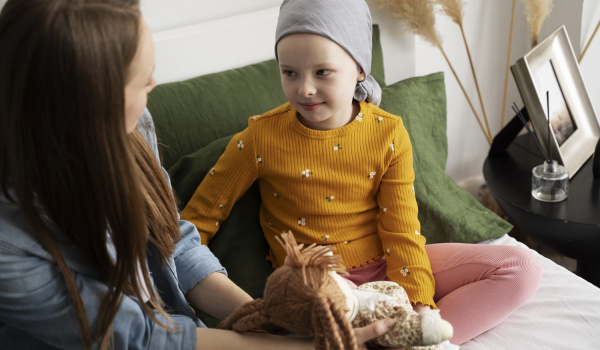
{"left": 511, "top": 25, "right": 600, "bottom": 178}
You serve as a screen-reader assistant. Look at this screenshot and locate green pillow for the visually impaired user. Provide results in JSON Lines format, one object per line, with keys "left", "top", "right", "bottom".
{"left": 147, "top": 25, "right": 385, "bottom": 170}
{"left": 378, "top": 72, "right": 512, "bottom": 243}
{"left": 370, "top": 24, "right": 385, "bottom": 88}
{"left": 147, "top": 59, "right": 286, "bottom": 170}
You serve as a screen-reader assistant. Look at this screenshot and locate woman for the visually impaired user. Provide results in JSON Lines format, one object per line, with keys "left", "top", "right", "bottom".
{"left": 0, "top": 0, "right": 394, "bottom": 348}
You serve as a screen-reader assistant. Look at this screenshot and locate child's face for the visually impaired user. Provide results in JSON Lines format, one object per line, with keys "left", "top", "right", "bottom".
{"left": 277, "top": 34, "right": 365, "bottom": 130}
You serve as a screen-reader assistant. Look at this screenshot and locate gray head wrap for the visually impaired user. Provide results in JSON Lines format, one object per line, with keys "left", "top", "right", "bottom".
{"left": 275, "top": 0, "right": 382, "bottom": 106}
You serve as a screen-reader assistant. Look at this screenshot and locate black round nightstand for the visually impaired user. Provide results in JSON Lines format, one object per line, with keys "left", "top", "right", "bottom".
{"left": 483, "top": 134, "right": 600, "bottom": 287}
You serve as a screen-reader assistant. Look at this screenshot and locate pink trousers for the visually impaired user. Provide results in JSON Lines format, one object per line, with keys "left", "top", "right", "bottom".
{"left": 341, "top": 243, "right": 542, "bottom": 345}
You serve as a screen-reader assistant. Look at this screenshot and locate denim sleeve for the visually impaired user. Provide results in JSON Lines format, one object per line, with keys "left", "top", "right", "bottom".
{"left": 174, "top": 219, "right": 227, "bottom": 293}
{"left": 136, "top": 108, "right": 227, "bottom": 293}
{"left": 0, "top": 234, "right": 197, "bottom": 350}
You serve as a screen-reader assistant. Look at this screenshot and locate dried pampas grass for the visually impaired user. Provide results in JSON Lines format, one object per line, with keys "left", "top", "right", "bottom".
{"left": 501, "top": 0, "right": 517, "bottom": 127}
{"left": 378, "top": 0, "right": 492, "bottom": 143}
{"left": 378, "top": 0, "right": 441, "bottom": 46}
{"left": 520, "top": 0, "right": 554, "bottom": 47}
{"left": 437, "top": 0, "right": 492, "bottom": 141}
{"left": 437, "top": 0, "right": 463, "bottom": 26}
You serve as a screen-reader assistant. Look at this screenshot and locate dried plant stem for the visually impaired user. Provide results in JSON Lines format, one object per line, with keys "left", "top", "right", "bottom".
{"left": 378, "top": 0, "right": 491, "bottom": 142}
{"left": 579, "top": 19, "right": 600, "bottom": 63}
{"left": 438, "top": 44, "right": 492, "bottom": 144}
{"left": 458, "top": 24, "right": 492, "bottom": 139}
{"left": 501, "top": 0, "right": 517, "bottom": 127}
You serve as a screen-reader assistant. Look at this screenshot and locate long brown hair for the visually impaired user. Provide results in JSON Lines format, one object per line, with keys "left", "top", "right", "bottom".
{"left": 0, "top": 0, "right": 181, "bottom": 348}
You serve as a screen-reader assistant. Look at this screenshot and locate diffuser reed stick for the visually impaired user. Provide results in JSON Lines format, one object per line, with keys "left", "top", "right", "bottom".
{"left": 511, "top": 102, "right": 548, "bottom": 162}
{"left": 545, "top": 90, "right": 556, "bottom": 200}
{"left": 546, "top": 91, "right": 552, "bottom": 163}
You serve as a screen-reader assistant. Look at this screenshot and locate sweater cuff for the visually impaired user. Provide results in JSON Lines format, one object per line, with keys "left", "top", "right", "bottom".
{"left": 388, "top": 269, "right": 436, "bottom": 309}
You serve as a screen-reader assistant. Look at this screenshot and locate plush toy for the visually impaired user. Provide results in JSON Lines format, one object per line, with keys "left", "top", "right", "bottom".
{"left": 222, "top": 231, "right": 454, "bottom": 350}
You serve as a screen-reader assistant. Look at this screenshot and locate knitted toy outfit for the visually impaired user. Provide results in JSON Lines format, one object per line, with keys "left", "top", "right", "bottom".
{"left": 352, "top": 281, "right": 453, "bottom": 350}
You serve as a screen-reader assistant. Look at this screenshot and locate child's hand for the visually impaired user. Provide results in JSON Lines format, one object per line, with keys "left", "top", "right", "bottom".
{"left": 412, "top": 302, "right": 431, "bottom": 313}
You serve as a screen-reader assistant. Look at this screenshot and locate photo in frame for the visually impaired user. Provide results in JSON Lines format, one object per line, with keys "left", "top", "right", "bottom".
{"left": 511, "top": 25, "right": 600, "bottom": 178}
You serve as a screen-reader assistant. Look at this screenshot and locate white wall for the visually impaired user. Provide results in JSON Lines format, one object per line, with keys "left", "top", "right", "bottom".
{"left": 408, "top": 0, "right": 587, "bottom": 182}
{"left": 142, "top": 0, "right": 600, "bottom": 184}
{"left": 1, "top": 0, "right": 598, "bottom": 185}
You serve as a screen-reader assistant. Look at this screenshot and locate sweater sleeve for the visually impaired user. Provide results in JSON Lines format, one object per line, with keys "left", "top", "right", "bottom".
{"left": 181, "top": 123, "right": 259, "bottom": 246}
{"left": 377, "top": 121, "right": 436, "bottom": 308}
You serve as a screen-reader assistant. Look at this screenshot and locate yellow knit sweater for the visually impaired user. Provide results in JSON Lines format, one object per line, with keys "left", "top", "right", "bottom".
{"left": 181, "top": 101, "right": 436, "bottom": 307}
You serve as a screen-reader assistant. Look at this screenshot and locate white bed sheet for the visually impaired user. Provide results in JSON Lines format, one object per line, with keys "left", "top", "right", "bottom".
{"left": 460, "top": 234, "right": 600, "bottom": 349}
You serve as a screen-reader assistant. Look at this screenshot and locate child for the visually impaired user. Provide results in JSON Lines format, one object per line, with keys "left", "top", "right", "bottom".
{"left": 182, "top": 0, "right": 543, "bottom": 344}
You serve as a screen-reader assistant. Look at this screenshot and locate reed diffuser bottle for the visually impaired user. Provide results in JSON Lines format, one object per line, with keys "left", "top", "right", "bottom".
{"left": 530, "top": 91, "right": 568, "bottom": 202}
{"left": 531, "top": 160, "right": 568, "bottom": 202}
{"left": 512, "top": 92, "right": 569, "bottom": 203}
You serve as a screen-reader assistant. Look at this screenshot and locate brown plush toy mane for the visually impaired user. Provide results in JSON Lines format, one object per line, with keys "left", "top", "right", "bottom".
{"left": 222, "top": 231, "right": 358, "bottom": 350}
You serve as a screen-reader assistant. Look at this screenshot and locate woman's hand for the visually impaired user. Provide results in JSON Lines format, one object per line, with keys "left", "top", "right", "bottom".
{"left": 355, "top": 318, "right": 407, "bottom": 350}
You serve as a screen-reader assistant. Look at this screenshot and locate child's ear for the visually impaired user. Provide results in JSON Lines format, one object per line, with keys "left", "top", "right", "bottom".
{"left": 357, "top": 68, "right": 366, "bottom": 82}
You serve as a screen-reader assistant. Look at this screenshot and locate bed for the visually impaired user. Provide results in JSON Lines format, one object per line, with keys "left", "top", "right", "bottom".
{"left": 145, "top": 4, "right": 600, "bottom": 349}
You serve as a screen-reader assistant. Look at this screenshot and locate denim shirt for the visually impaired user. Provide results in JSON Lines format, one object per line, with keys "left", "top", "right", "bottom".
{"left": 0, "top": 109, "right": 226, "bottom": 349}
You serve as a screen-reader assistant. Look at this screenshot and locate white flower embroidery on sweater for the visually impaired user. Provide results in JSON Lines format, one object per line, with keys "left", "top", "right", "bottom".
{"left": 301, "top": 169, "right": 313, "bottom": 178}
